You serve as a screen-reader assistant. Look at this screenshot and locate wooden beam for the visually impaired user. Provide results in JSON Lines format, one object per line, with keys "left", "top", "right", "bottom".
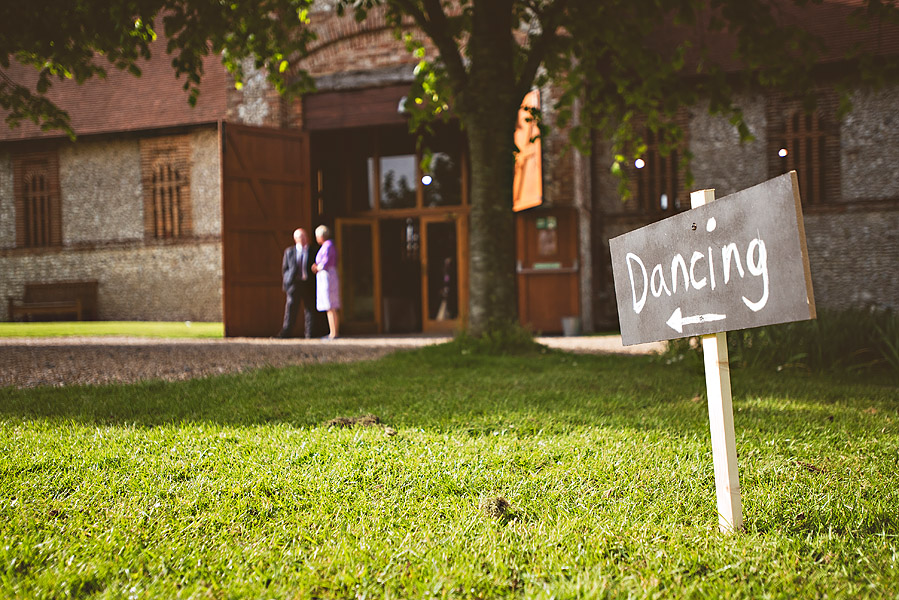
{"left": 691, "top": 188, "right": 744, "bottom": 534}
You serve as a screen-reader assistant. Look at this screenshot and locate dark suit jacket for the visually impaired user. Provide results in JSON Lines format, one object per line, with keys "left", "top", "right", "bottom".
{"left": 282, "top": 244, "right": 315, "bottom": 292}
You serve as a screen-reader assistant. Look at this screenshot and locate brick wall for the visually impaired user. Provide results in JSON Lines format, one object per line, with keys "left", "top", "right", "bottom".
{"left": 301, "top": 7, "right": 425, "bottom": 79}
{"left": 302, "top": 27, "right": 421, "bottom": 79}
{"left": 537, "top": 82, "right": 575, "bottom": 208}
{"left": 223, "top": 7, "right": 435, "bottom": 130}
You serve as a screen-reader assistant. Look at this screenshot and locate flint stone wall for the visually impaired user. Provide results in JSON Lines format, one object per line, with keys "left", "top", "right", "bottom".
{"left": 687, "top": 90, "right": 899, "bottom": 312}
{"left": 842, "top": 87, "right": 899, "bottom": 202}
{"left": 0, "top": 241, "right": 222, "bottom": 321}
{"left": 0, "top": 152, "right": 13, "bottom": 247}
{"left": 0, "top": 128, "right": 223, "bottom": 321}
{"left": 592, "top": 87, "right": 899, "bottom": 326}
{"left": 804, "top": 210, "right": 899, "bottom": 312}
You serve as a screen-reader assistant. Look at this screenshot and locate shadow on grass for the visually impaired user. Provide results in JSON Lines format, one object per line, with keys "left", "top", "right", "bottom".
{"left": 2, "top": 345, "right": 897, "bottom": 543}
{"left": 0, "top": 343, "right": 895, "bottom": 437}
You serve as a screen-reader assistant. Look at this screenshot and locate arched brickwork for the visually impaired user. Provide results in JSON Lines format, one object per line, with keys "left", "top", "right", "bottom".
{"left": 296, "top": 8, "right": 436, "bottom": 79}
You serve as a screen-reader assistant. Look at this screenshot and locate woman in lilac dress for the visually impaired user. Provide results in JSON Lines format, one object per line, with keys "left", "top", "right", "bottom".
{"left": 311, "top": 225, "right": 340, "bottom": 339}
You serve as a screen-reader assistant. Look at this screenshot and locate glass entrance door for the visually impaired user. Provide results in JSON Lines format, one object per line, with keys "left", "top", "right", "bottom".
{"left": 335, "top": 218, "right": 381, "bottom": 334}
{"left": 421, "top": 215, "right": 465, "bottom": 333}
{"left": 337, "top": 215, "right": 465, "bottom": 335}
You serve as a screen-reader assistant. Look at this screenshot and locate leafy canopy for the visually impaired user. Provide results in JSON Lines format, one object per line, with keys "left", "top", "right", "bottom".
{"left": 1, "top": 0, "right": 316, "bottom": 138}
{"left": 4, "top": 0, "right": 898, "bottom": 160}
{"left": 346, "top": 0, "right": 899, "bottom": 187}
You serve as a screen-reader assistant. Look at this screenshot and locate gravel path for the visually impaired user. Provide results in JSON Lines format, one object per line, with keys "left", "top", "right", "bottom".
{"left": 0, "top": 335, "right": 663, "bottom": 389}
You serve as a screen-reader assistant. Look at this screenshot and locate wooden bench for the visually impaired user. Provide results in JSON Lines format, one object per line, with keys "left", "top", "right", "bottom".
{"left": 7, "top": 280, "right": 99, "bottom": 322}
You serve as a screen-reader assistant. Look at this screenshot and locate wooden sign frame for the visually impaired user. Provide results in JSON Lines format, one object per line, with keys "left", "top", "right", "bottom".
{"left": 609, "top": 172, "right": 819, "bottom": 534}
{"left": 610, "top": 172, "right": 815, "bottom": 346}
{"left": 692, "top": 189, "right": 743, "bottom": 534}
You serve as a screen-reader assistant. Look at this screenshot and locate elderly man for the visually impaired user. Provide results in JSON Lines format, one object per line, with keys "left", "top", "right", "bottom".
{"left": 277, "top": 228, "right": 316, "bottom": 338}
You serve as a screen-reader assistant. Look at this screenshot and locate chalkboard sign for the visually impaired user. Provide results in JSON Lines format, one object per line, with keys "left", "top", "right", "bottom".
{"left": 610, "top": 172, "right": 816, "bottom": 346}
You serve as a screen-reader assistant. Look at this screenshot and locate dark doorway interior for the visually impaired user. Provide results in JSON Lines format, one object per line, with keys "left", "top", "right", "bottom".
{"left": 379, "top": 218, "right": 422, "bottom": 332}
{"left": 425, "top": 220, "right": 458, "bottom": 322}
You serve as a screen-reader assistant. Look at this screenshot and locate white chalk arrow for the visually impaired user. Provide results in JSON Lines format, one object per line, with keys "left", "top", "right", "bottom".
{"left": 666, "top": 307, "right": 727, "bottom": 334}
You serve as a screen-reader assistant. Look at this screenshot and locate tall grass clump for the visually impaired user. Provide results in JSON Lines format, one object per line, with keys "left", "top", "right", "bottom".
{"left": 662, "top": 308, "right": 899, "bottom": 376}
{"left": 450, "top": 324, "right": 545, "bottom": 356}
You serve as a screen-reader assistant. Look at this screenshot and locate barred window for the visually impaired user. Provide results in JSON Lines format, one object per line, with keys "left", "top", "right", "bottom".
{"left": 14, "top": 153, "right": 62, "bottom": 248}
{"left": 151, "top": 161, "right": 185, "bottom": 238}
{"left": 625, "top": 125, "right": 688, "bottom": 216}
{"left": 768, "top": 95, "right": 839, "bottom": 205}
{"left": 633, "top": 130, "right": 682, "bottom": 214}
{"left": 141, "top": 136, "right": 192, "bottom": 240}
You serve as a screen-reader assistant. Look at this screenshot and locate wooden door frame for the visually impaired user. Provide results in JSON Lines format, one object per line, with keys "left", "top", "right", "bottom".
{"left": 420, "top": 214, "right": 468, "bottom": 333}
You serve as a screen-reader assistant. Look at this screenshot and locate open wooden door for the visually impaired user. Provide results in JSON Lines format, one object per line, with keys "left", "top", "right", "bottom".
{"left": 221, "top": 122, "right": 311, "bottom": 337}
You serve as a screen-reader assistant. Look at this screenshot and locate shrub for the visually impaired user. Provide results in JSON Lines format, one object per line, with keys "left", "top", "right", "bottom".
{"left": 449, "top": 324, "right": 545, "bottom": 355}
{"left": 660, "top": 308, "right": 899, "bottom": 376}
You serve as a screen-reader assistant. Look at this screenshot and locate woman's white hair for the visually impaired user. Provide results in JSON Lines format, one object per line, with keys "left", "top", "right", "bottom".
{"left": 315, "top": 225, "right": 330, "bottom": 240}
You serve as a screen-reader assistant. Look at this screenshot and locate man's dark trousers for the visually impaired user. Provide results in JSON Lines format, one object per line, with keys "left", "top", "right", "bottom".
{"left": 280, "top": 245, "right": 315, "bottom": 338}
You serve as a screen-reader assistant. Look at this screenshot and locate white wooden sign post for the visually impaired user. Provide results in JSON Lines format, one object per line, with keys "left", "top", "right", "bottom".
{"left": 691, "top": 188, "right": 742, "bottom": 533}
{"left": 608, "top": 172, "right": 816, "bottom": 534}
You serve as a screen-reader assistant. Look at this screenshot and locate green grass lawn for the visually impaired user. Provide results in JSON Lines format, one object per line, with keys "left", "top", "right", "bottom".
{"left": 0, "top": 344, "right": 896, "bottom": 598}
{"left": 0, "top": 321, "right": 223, "bottom": 338}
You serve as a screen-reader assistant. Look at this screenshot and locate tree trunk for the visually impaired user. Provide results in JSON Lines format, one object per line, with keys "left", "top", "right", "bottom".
{"left": 461, "top": 0, "right": 520, "bottom": 337}
{"left": 466, "top": 109, "right": 519, "bottom": 337}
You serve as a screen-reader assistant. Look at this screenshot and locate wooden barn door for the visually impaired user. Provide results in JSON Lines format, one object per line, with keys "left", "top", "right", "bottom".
{"left": 221, "top": 122, "right": 311, "bottom": 337}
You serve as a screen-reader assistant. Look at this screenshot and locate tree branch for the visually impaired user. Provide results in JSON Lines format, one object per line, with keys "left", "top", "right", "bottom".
{"left": 391, "top": 0, "right": 468, "bottom": 90}
{"left": 515, "top": 0, "right": 567, "bottom": 98}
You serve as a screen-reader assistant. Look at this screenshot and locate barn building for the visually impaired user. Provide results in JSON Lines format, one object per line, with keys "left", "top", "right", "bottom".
{"left": 1, "top": 2, "right": 897, "bottom": 336}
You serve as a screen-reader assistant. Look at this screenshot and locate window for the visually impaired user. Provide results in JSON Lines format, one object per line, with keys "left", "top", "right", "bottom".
{"left": 150, "top": 161, "right": 186, "bottom": 238}
{"left": 376, "top": 153, "right": 417, "bottom": 210}
{"left": 14, "top": 152, "right": 62, "bottom": 248}
{"left": 140, "top": 136, "right": 193, "bottom": 240}
{"left": 767, "top": 94, "right": 839, "bottom": 205}
{"left": 313, "top": 125, "right": 465, "bottom": 217}
{"left": 373, "top": 131, "right": 418, "bottom": 210}
{"left": 423, "top": 139, "right": 463, "bottom": 208}
{"left": 627, "top": 126, "right": 688, "bottom": 214}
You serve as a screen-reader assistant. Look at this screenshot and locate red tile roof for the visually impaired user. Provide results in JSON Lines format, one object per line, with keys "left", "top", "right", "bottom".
{"left": 1, "top": 35, "right": 230, "bottom": 142}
